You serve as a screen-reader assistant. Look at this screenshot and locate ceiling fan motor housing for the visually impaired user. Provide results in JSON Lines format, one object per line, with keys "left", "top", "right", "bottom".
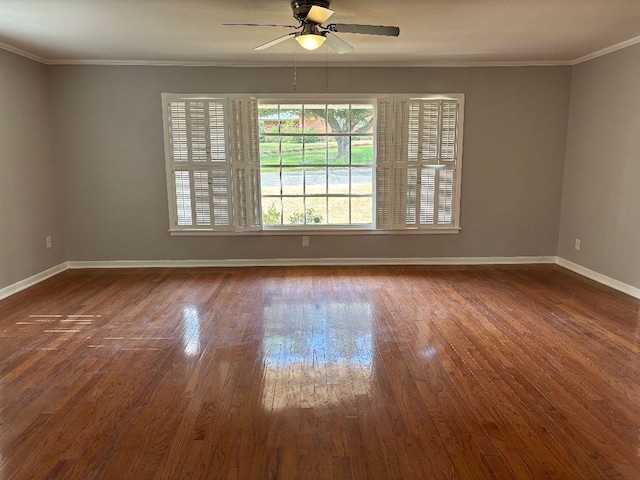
{"left": 291, "top": 0, "right": 331, "bottom": 22}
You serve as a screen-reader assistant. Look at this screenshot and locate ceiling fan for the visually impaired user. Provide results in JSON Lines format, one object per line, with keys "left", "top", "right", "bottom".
{"left": 223, "top": 0, "right": 400, "bottom": 54}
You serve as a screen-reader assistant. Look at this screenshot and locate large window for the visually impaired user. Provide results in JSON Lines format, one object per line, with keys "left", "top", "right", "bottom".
{"left": 259, "top": 102, "right": 374, "bottom": 228}
{"left": 162, "top": 94, "right": 464, "bottom": 234}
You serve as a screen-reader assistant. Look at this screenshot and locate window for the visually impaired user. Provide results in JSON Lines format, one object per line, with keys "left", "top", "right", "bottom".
{"left": 258, "top": 102, "right": 374, "bottom": 228}
{"left": 162, "top": 94, "right": 464, "bottom": 235}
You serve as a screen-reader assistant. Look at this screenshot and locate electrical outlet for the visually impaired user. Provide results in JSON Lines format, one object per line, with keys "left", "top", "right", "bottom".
{"left": 46, "top": 236, "right": 52, "bottom": 249}
{"left": 302, "top": 236, "right": 309, "bottom": 247}
{"left": 574, "top": 238, "right": 580, "bottom": 251}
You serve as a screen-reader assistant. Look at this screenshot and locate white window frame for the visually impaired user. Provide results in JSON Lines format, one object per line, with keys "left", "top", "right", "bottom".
{"left": 161, "top": 93, "right": 464, "bottom": 236}
{"left": 258, "top": 97, "right": 377, "bottom": 231}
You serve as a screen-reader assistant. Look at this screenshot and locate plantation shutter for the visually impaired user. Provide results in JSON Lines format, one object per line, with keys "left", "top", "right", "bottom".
{"left": 229, "top": 98, "right": 262, "bottom": 231}
{"left": 376, "top": 99, "right": 411, "bottom": 229}
{"left": 166, "top": 98, "right": 233, "bottom": 230}
{"left": 394, "top": 98, "right": 461, "bottom": 229}
{"left": 376, "top": 99, "right": 394, "bottom": 228}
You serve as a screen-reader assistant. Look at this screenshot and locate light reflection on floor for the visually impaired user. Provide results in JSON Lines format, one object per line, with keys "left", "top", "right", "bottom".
{"left": 261, "top": 302, "right": 373, "bottom": 411}
{"left": 182, "top": 305, "right": 201, "bottom": 357}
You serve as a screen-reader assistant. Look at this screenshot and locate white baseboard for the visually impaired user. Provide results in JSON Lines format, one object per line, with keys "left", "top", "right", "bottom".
{"left": 3, "top": 257, "right": 637, "bottom": 302}
{"left": 0, "top": 256, "right": 557, "bottom": 302}
{"left": 67, "top": 256, "right": 557, "bottom": 269}
{"left": 0, "top": 262, "right": 70, "bottom": 301}
{"left": 556, "top": 258, "right": 640, "bottom": 300}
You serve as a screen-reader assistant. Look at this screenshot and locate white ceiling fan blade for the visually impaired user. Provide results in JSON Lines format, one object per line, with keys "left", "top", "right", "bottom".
{"left": 325, "top": 33, "right": 353, "bottom": 55}
{"left": 306, "top": 5, "right": 334, "bottom": 25}
{"left": 253, "top": 32, "right": 297, "bottom": 51}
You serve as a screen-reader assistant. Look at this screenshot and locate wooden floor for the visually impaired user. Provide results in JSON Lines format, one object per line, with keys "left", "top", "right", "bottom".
{"left": 0, "top": 265, "right": 639, "bottom": 479}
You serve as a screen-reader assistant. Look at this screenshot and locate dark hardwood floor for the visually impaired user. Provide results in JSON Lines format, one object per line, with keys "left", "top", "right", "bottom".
{"left": 0, "top": 265, "right": 639, "bottom": 479}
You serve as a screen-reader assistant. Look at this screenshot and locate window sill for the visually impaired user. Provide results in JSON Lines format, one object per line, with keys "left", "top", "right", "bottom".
{"left": 168, "top": 227, "right": 461, "bottom": 237}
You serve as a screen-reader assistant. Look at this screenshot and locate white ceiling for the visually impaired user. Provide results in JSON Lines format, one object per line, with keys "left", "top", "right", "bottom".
{"left": 1, "top": 0, "right": 640, "bottom": 66}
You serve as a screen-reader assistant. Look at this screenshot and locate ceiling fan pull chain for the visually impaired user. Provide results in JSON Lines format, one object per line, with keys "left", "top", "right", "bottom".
{"left": 325, "top": 42, "right": 329, "bottom": 92}
{"left": 293, "top": 39, "right": 297, "bottom": 92}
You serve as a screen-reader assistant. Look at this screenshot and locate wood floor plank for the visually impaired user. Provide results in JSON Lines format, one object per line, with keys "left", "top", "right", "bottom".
{"left": 0, "top": 265, "right": 639, "bottom": 479}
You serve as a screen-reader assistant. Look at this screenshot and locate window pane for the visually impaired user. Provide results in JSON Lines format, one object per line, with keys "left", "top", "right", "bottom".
{"left": 350, "top": 104, "right": 374, "bottom": 134}
{"left": 281, "top": 138, "right": 304, "bottom": 165}
{"left": 327, "top": 104, "right": 350, "bottom": 134}
{"left": 305, "top": 197, "right": 327, "bottom": 225}
{"left": 260, "top": 135, "right": 281, "bottom": 166}
{"left": 352, "top": 167, "right": 373, "bottom": 195}
{"left": 305, "top": 167, "right": 327, "bottom": 195}
{"left": 261, "top": 170, "right": 279, "bottom": 197}
{"left": 328, "top": 197, "right": 350, "bottom": 224}
{"left": 304, "top": 106, "right": 326, "bottom": 134}
{"left": 259, "top": 104, "right": 280, "bottom": 134}
{"left": 352, "top": 197, "right": 373, "bottom": 224}
{"left": 281, "top": 168, "right": 303, "bottom": 196}
{"left": 328, "top": 137, "right": 349, "bottom": 165}
{"left": 304, "top": 137, "right": 326, "bottom": 165}
{"left": 280, "top": 105, "right": 302, "bottom": 134}
{"left": 352, "top": 137, "right": 373, "bottom": 165}
{"left": 262, "top": 198, "right": 283, "bottom": 225}
{"left": 283, "top": 197, "right": 305, "bottom": 225}
{"left": 328, "top": 167, "right": 350, "bottom": 194}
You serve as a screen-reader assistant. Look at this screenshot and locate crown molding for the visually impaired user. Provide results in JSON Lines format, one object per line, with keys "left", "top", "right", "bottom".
{"left": 42, "top": 58, "right": 572, "bottom": 68}
{"left": 0, "top": 41, "right": 47, "bottom": 64}
{"left": 2, "top": 34, "right": 640, "bottom": 68}
{"left": 571, "top": 34, "right": 640, "bottom": 65}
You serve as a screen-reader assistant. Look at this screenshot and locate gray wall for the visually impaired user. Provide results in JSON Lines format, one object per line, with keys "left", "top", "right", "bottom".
{"left": 0, "top": 50, "right": 65, "bottom": 289}
{"left": 559, "top": 43, "right": 640, "bottom": 289}
{"left": 50, "top": 65, "right": 571, "bottom": 261}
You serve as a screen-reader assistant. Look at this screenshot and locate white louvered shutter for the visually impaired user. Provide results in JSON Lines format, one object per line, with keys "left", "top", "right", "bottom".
{"left": 376, "top": 99, "right": 394, "bottom": 228}
{"left": 400, "top": 98, "right": 460, "bottom": 229}
{"left": 376, "top": 99, "right": 413, "bottom": 230}
{"left": 167, "top": 98, "right": 233, "bottom": 230}
{"left": 229, "top": 98, "right": 261, "bottom": 231}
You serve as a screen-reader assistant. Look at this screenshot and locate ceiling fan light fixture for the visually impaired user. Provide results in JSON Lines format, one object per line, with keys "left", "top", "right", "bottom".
{"left": 296, "top": 33, "right": 326, "bottom": 50}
